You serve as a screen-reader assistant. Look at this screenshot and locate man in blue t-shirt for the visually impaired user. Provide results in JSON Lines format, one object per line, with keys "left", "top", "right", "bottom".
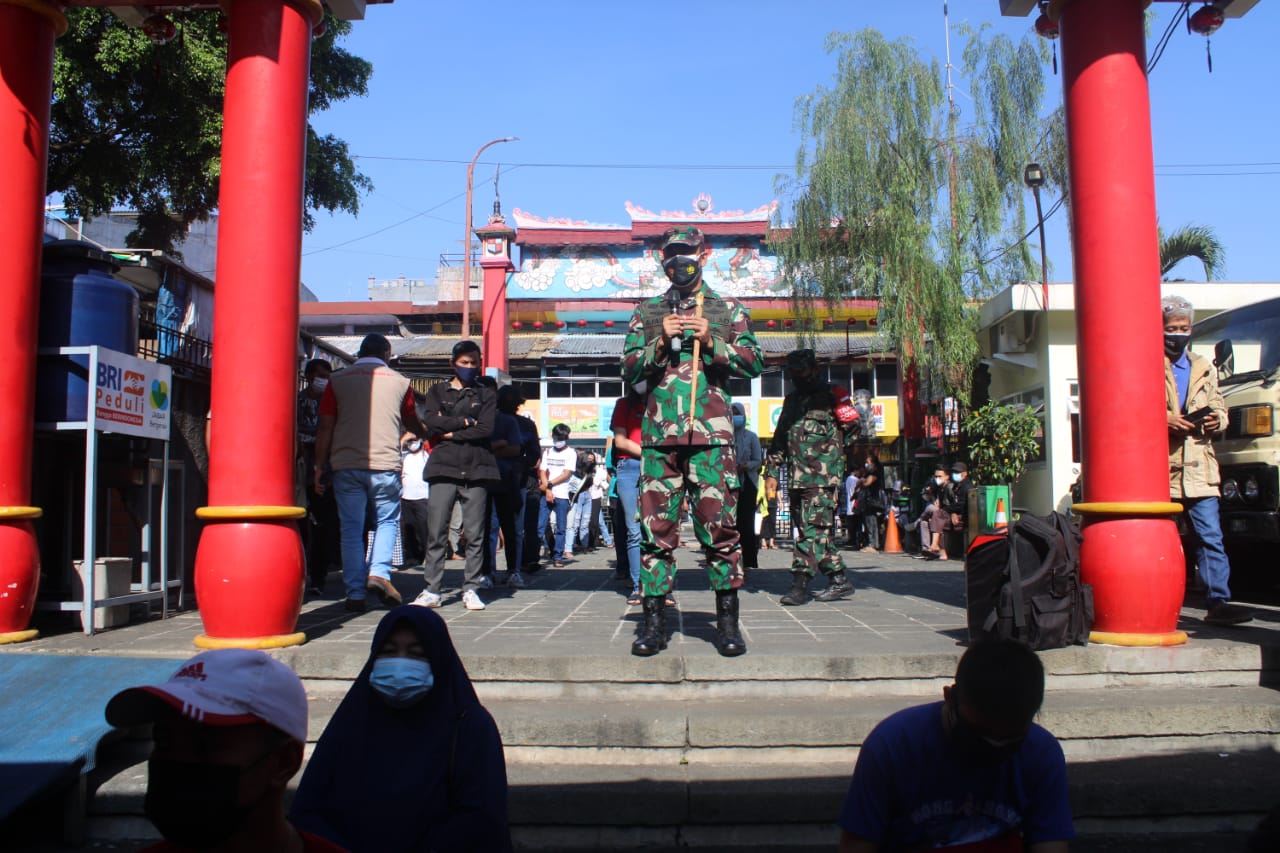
{"left": 838, "top": 640, "right": 1073, "bottom": 852}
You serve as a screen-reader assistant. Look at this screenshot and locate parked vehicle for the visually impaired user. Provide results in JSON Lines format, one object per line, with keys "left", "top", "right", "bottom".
{"left": 1190, "top": 296, "right": 1280, "bottom": 584}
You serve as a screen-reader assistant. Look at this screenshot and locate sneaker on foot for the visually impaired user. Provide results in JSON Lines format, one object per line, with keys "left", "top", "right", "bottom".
{"left": 478, "top": 575, "right": 495, "bottom": 590}
{"left": 1204, "top": 602, "right": 1253, "bottom": 625}
{"left": 344, "top": 597, "right": 366, "bottom": 613}
{"left": 509, "top": 572, "right": 527, "bottom": 589}
{"left": 410, "top": 590, "right": 442, "bottom": 608}
{"left": 462, "top": 589, "right": 486, "bottom": 611}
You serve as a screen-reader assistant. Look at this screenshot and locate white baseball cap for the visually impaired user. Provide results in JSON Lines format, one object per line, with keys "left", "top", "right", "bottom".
{"left": 105, "top": 649, "right": 308, "bottom": 742}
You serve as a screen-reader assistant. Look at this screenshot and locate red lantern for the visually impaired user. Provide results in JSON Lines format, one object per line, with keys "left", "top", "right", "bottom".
{"left": 556, "top": 320, "right": 566, "bottom": 329}
{"left": 846, "top": 317, "right": 857, "bottom": 326}
{"left": 576, "top": 318, "right": 587, "bottom": 327}
{"left": 766, "top": 320, "right": 777, "bottom": 329}
{"left": 869, "top": 318, "right": 878, "bottom": 327}
{"left": 1188, "top": 5, "right": 1225, "bottom": 36}
{"left": 604, "top": 319, "right": 615, "bottom": 328}
{"left": 143, "top": 14, "right": 177, "bottom": 44}
{"left": 823, "top": 318, "right": 833, "bottom": 327}
{"left": 533, "top": 320, "right": 544, "bottom": 330}
{"left": 511, "top": 321, "right": 522, "bottom": 330}
{"left": 1033, "top": 12, "right": 1059, "bottom": 40}
{"left": 783, "top": 319, "right": 794, "bottom": 328}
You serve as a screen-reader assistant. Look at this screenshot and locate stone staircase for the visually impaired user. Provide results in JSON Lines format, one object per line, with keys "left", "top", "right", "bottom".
{"left": 79, "top": 641, "right": 1280, "bottom": 851}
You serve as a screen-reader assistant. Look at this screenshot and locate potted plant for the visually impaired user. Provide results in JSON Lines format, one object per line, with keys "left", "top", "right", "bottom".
{"left": 963, "top": 401, "right": 1042, "bottom": 534}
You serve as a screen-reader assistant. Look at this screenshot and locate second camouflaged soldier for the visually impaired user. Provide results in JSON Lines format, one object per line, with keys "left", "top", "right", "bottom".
{"left": 622, "top": 226, "right": 764, "bottom": 657}
{"left": 769, "top": 348, "right": 858, "bottom": 605}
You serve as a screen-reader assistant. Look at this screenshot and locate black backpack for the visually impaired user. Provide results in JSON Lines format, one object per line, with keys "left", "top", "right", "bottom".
{"left": 965, "top": 511, "right": 1094, "bottom": 650}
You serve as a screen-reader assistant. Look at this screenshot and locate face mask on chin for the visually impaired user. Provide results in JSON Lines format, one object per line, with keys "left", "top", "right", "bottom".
{"left": 144, "top": 757, "right": 259, "bottom": 849}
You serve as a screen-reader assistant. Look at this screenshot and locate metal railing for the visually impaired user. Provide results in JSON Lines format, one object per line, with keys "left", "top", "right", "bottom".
{"left": 137, "top": 306, "right": 212, "bottom": 377}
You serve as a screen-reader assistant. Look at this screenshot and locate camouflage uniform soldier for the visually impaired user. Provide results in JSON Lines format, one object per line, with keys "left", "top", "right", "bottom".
{"left": 769, "top": 348, "right": 856, "bottom": 605}
{"left": 622, "top": 225, "right": 764, "bottom": 657}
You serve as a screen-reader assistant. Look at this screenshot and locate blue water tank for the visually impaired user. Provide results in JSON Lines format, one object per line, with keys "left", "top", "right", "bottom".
{"left": 36, "top": 240, "right": 139, "bottom": 424}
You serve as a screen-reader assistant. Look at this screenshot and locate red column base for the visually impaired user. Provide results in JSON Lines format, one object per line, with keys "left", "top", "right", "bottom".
{"left": 0, "top": 520, "right": 40, "bottom": 637}
{"left": 194, "top": 520, "right": 305, "bottom": 647}
{"left": 1080, "top": 516, "right": 1187, "bottom": 646}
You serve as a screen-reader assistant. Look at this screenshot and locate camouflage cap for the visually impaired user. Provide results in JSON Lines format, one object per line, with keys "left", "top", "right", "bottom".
{"left": 660, "top": 225, "right": 705, "bottom": 256}
{"left": 786, "top": 348, "right": 817, "bottom": 370}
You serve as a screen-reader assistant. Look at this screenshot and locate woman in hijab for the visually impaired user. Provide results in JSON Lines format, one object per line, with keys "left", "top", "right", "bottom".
{"left": 291, "top": 606, "right": 511, "bottom": 852}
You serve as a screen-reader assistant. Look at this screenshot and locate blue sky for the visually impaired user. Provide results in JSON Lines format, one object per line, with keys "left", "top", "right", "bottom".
{"left": 300, "top": 1, "right": 1279, "bottom": 302}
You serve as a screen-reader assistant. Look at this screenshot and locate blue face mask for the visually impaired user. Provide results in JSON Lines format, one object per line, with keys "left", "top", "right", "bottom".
{"left": 454, "top": 366, "right": 480, "bottom": 385}
{"left": 952, "top": 472, "right": 963, "bottom": 483}
{"left": 370, "top": 657, "right": 434, "bottom": 708}
{"left": 732, "top": 415, "right": 745, "bottom": 428}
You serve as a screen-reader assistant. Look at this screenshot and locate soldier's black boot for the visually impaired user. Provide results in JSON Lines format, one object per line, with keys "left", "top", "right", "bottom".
{"left": 631, "top": 595, "right": 667, "bottom": 656}
{"left": 714, "top": 589, "right": 747, "bottom": 657}
{"left": 813, "top": 570, "right": 855, "bottom": 602}
{"left": 780, "top": 572, "right": 812, "bottom": 606}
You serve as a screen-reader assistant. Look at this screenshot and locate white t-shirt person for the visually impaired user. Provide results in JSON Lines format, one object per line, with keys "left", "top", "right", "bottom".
{"left": 541, "top": 445, "right": 578, "bottom": 500}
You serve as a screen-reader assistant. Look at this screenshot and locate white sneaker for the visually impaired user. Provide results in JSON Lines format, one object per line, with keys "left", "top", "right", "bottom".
{"left": 410, "top": 590, "right": 441, "bottom": 608}
{"left": 509, "top": 571, "right": 527, "bottom": 589}
{"left": 462, "top": 589, "right": 486, "bottom": 611}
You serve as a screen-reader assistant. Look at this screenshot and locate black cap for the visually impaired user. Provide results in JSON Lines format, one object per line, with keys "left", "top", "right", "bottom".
{"left": 951, "top": 461, "right": 968, "bottom": 473}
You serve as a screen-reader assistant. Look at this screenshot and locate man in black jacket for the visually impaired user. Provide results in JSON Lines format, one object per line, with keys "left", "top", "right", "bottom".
{"left": 413, "top": 341, "right": 499, "bottom": 611}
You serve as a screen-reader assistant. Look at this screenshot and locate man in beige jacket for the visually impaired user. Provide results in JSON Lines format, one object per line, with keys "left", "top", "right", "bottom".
{"left": 1163, "top": 295, "right": 1252, "bottom": 625}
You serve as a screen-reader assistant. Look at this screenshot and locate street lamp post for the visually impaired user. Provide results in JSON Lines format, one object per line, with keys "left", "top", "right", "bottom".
{"left": 1023, "top": 162, "right": 1048, "bottom": 310}
{"left": 463, "top": 136, "right": 517, "bottom": 339}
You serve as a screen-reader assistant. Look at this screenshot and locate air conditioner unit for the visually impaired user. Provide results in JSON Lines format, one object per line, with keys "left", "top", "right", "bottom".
{"left": 991, "top": 315, "right": 1030, "bottom": 355}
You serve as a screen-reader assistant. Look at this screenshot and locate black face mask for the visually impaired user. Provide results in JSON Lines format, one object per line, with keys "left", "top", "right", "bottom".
{"left": 947, "top": 698, "right": 1025, "bottom": 767}
{"left": 144, "top": 758, "right": 257, "bottom": 849}
{"left": 1164, "top": 332, "right": 1191, "bottom": 360}
{"left": 662, "top": 255, "right": 700, "bottom": 289}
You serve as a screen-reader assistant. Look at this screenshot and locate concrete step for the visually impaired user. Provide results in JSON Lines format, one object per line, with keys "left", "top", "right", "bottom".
{"left": 292, "top": 684, "right": 1280, "bottom": 763}
{"left": 281, "top": 639, "right": 1278, "bottom": 700}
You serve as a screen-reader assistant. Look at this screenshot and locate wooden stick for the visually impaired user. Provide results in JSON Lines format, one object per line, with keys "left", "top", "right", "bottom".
{"left": 687, "top": 288, "right": 706, "bottom": 430}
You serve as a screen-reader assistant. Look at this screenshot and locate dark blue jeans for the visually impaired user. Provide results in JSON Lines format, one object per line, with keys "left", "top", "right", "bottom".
{"left": 1180, "top": 496, "right": 1233, "bottom": 606}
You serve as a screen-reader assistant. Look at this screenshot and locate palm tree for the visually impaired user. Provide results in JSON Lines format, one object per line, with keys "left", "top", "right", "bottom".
{"left": 1158, "top": 223, "right": 1225, "bottom": 281}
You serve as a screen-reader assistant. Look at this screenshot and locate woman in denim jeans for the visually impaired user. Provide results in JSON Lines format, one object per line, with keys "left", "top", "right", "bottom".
{"left": 609, "top": 387, "right": 646, "bottom": 604}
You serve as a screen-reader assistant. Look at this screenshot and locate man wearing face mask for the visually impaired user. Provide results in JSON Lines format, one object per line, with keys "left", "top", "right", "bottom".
{"left": 415, "top": 340, "right": 499, "bottom": 611}
{"left": 622, "top": 226, "right": 764, "bottom": 657}
{"left": 539, "top": 423, "right": 577, "bottom": 567}
{"left": 769, "top": 348, "right": 857, "bottom": 605}
{"left": 298, "top": 359, "right": 338, "bottom": 595}
{"left": 292, "top": 606, "right": 511, "bottom": 852}
{"left": 104, "top": 649, "right": 344, "bottom": 853}
{"left": 1162, "top": 295, "right": 1252, "bottom": 626}
{"left": 399, "top": 432, "right": 430, "bottom": 571}
{"left": 316, "top": 335, "right": 427, "bottom": 612}
{"left": 837, "top": 639, "right": 1073, "bottom": 852}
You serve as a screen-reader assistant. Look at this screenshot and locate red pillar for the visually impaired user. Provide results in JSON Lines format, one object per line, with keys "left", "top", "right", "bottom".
{"left": 194, "top": 0, "right": 322, "bottom": 648}
{"left": 1059, "top": 0, "right": 1186, "bottom": 645}
{"left": 0, "top": 0, "right": 63, "bottom": 644}
{"left": 478, "top": 222, "right": 516, "bottom": 371}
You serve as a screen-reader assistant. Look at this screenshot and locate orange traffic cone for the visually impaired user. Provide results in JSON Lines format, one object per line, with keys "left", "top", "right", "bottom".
{"left": 993, "top": 498, "right": 1009, "bottom": 532}
{"left": 884, "top": 507, "right": 903, "bottom": 554}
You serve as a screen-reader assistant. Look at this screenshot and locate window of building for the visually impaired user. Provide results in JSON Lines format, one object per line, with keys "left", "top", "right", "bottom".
{"left": 874, "top": 363, "right": 898, "bottom": 397}
{"left": 1001, "top": 386, "right": 1047, "bottom": 465}
{"left": 728, "top": 376, "right": 753, "bottom": 398}
{"left": 546, "top": 364, "right": 623, "bottom": 399}
{"left": 510, "top": 366, "right": 541, "bottom": 401}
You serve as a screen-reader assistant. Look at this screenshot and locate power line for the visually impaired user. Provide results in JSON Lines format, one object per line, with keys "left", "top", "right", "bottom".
{"left": 355, "top": 155, "right": 791, "bottom": 171}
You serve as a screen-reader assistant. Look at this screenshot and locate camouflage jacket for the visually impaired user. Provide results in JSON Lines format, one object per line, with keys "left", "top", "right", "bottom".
{"left": 622, "top": 284, "right": 763, "bottom": 447}
{"left": 768, "top": 383, "right": 854, "bottom": 489}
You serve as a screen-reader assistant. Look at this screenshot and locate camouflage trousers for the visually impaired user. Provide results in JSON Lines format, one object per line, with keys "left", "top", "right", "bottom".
{"left": 639, "top": 444, "right": 741, "bottom": 596}
{"left": 790, "top": 486, "right": 845, "bottom": 577}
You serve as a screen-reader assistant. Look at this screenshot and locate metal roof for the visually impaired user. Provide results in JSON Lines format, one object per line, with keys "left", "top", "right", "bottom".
{"left": 543, "top": 334, "right": 626, "bottom": 358}
{"left": 315, "top": 335, "right": 427, "bottom": 359}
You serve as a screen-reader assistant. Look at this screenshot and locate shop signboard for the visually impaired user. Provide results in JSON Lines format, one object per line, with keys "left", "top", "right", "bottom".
{"left": 94, "top": 347, "right": 172, "bottom": 440}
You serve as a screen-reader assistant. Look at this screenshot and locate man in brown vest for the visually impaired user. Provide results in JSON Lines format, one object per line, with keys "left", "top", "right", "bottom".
{"left": 315, "top": 334, "right": 425, "bottom": 612}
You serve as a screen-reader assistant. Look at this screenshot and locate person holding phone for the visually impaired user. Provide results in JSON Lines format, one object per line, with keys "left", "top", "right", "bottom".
{"left": 1163, "top": 295, "right": 1252, "bottom": 626}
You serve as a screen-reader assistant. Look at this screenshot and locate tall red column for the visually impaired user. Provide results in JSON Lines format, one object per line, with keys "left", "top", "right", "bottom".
{"left": 194, "top": 0, "right": 322, "bottom": 648}
{"left": 477, "top": 220, "right": 517, "bottom": 371}
{"left": 0, "top": 0, "right": 63, "bottom": 644}
{"left": 1059, "top": 0, "right": 1186, "bottom": 645}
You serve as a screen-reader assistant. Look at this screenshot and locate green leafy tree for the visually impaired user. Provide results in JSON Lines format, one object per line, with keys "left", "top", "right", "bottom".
{"left": 1159, "top": 223, "right": 1225, "bottom": 281}
{"left": 775, "top": 27, "right": 1053, "bottom": 397}
{"left": 49, "top": 9, "right": 372, "bottom": 253}
{"left": 965, "top": 401, "right": 1042, "bottom": 486}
